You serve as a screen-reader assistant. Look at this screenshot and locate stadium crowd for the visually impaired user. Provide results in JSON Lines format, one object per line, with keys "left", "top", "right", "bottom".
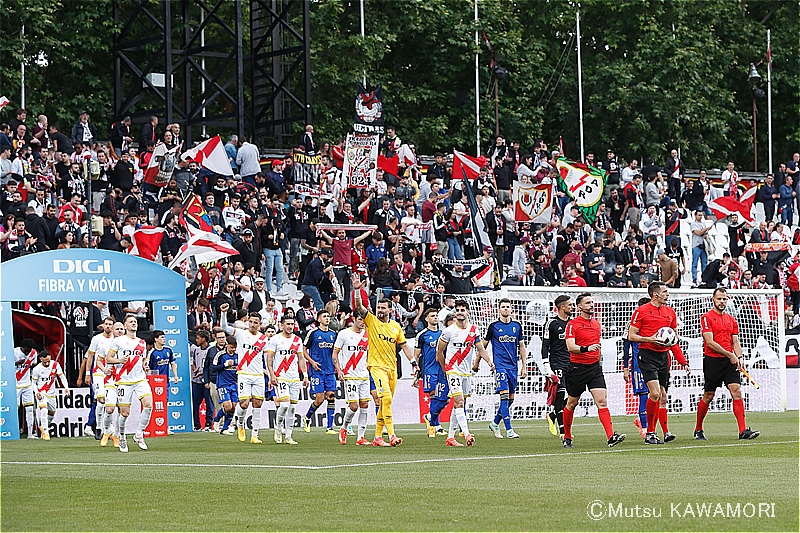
{"left": 2, "top": 107, "right": 799, "bottom": 395}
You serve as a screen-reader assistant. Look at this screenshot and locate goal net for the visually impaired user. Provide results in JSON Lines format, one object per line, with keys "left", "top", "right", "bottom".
{"left": 458, "top": 287, "right": 787, "bottom": 421}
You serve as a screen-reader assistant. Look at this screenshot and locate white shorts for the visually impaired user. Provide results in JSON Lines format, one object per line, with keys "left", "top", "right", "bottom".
{"left": 343, "top": 379, "right": 371, "bottom": 403}
{"left": 238, "top": 374, "right": 265, "bottom": 401}
{"left": 91, "top": 375, "right": 106, "bottom": 399}
{"left": 36, "top": 394, "right": 56, "bottom": 412}
{"left": 447, "top": 374, "right": 471, "bottom": 398}
{"left": 104, "top": 386, "right": 118, "bottom": 406}
{"left": 275, "top": 380, "right": 301, "bottom": 403}
{"left": 116, "top": 380, "right": 152, "bottom": 407}
{"left": 17, "top": 386, "right": 34, "bottom": 407}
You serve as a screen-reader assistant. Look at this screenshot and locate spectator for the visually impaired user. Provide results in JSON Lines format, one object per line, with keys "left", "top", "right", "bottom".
{"left": 70, "top": 111, "right": 97, "bottom": 147}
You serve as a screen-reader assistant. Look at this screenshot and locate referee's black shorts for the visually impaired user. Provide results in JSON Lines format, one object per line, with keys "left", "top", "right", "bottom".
{"left": 566, "top": 362, "right": 606, "bottom": 398}
{"left": 637, "top": 347, "right": 670, "bottom": 389}
{"left": 703, "top": 356, "right": 741, "bottom": 392}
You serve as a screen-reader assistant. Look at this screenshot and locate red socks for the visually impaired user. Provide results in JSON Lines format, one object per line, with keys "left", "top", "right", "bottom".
{"left": 732, "top": 399, "right": 746, "bottom": 433}
{"left": 696, "top": 399, "right": 710, "bottom": 431}
{"left": 563, "top": 407, "right": 574, "bottom": 439}
{"left": 598, "top": 407, "right": 614, "bottom": 439}
{"left": 645, "top": 397, "right": 659, "bottom": 433}
{"left": 658, "top": 407, "right": 669, "bottom": 433}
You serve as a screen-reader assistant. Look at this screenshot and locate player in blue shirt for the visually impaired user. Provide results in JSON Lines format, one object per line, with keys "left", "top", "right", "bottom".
{"left": 483, "top": 298, "right": 527, "bottom": 439}
{"left": 623, "top": 297, "right": 653, "bottom": 441}
{"left": 424, "top": 310, "right": 456, "bottom": 437}
{"left": 414, "top": 307, "right": 446, "bottom": 437}
{"left": 149, "top": 330, "right": 178, "bottom": 382}
{"left": 302, "top": 310, "right": 338, "bottom": 433}
{"left": 212, "top": 335, "right": 239, "bottom": 435}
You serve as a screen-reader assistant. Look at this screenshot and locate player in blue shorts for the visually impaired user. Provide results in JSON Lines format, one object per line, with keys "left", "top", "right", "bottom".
{"left": 212, "top": 335, "right": 239, "bottom": 435}
{"left": 425, "top": 311, "right": 455, "bottom": 435}
{"left": 414, "top": 307, "right": 446, "bottom": 437}
{"left": 483, "top": 298, "right": 527, "bottom": 439}
{"left": 302, "top": 310, "right": 338, "bottom": 433}
{"left": 623, "top": 297, "right": 651, "bottom": 440}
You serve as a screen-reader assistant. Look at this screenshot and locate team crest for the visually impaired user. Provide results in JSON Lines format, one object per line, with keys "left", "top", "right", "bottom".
{"left": 171, "top": 412, "right": 180, "bottom": 420}
{"left": 168, "top": 339, "right": 177, "bottom": 347}
{"left": 155, "top": 387, "right": 164, "bottom": 396}
{"left": 155, "top": 417, "right": 165, "bottom": 426}
{"left": 167, "top": 315, "right": 176, "bottom": 324}
{"left": 170, "top": 387, "right": 179, "bottom": 395}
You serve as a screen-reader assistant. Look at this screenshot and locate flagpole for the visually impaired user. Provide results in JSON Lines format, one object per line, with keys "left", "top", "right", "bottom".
{"left": 767, "top": 29, "right": 773, "bottom": 174}
{"left": 576, "top": 11, "right": 585, "bottom": 162}
{"left": 474, "top": 0, "right": 481, "bottom": 157}
{"left": 20, "top": 26, "right": 25, "bottom": 108}
{"left": 360, "top": 0, "right": 367, "bottom": 86}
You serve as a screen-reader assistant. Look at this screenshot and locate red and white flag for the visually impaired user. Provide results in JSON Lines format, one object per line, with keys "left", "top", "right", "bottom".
{"left": 453, "top": 150, "right": 487, "bottom": 180}
{"left": 707, "top": 186, "right": 756, "bottom": 223}
{"left": 127, "top": 226, "right": 165, "bottom": 261}
{"left": 0, "top": 96, "right": 10, "bottom": 110}
{"left": 143, "top": 142, "right": 180, "bottom": 187}
{"left": 168, "top": 231, "right": 238, "bottom": 269}
{"left": 181, "top": 135, "right": 233, "bottom": 177}
{"left": 396, "top": 144, "right": 416, "bottom": 167}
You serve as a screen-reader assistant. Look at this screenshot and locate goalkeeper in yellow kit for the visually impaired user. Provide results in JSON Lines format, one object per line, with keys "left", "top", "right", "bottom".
{"left": 352, "top": 276, "right": 417, "bottom": 446}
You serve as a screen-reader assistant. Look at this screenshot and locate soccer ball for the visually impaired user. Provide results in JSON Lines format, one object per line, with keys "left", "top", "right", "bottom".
{"left": 656, "top": 327, "right": 677, "bottom": 346}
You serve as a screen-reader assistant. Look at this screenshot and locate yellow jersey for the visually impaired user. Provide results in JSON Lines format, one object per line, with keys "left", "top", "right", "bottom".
{"left": 364, "top": 312, "right": 406, "bottom": 370}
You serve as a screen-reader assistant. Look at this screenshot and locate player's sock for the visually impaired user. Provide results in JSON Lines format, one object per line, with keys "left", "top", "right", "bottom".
{"left": 234, "top": 404, "right": 245, "bottom": 428}
{"left": 556, "top": 409, "right": 564, "bottom": 434}
{"left": 250, "top": 407, "right": 261, "bottom": 436}
{"left": 276, "top": 403, "right": 288, "bottom": 430}
{"left": 382, "top": 394, "right": 395, "bottom": 436}
{"left": 374, "top": 402, "right": 385, "bottom": 438}
{"left": 342, "top": 407, "right": 356, "bottom": 429}
{"left": 429, "top": 397, "right": 446, "bottom": 427}
{"left": 95, "top": 403, "right": 105, "bottom": 430}
{"left": 638, "top": 395, "right": 648, "bottom": 429}
{"left": 374, "top": 404, "right": 379, "bottom": 416}
{"left": 732, "top": 398, "right": 747, "bottom": 433}
{"left": 137, "top": 407, "right": 152, "bottom": 436}
{"left": 453, "top": 407, "right": 470, "bottom": 436}
{"left": 37, "top": 407, "right": 48, "bottom": 430}
{"left": 695, "top": 399, "right": 710, "bottom": 431}
{"left": 47, "top": 413, "right": 54, "bottom": 427}
{"left": 357, "top": 407, "right": 368, "bottom": 439}
{"left": 305, "top": 401, "right": 320, "bottom": 420}
{"left": 221, "top": 412, "right": 232, "bottom": 431}
{"left": 103, "top": 410, "right": 114, "bottom": 434}
{"left": 562, "top": 406, "right": 574, "bottom": 440}
{"left": 25, "top": 406, "right": 35, "bottom": 435}
{"left": 658, "top": 407, "right": 669, "bottom": 433}
{"left": 597, "top": 407, "right": 614, "bottom": 439}
{"left": 326, "top": 400, "right": 336, "bottom": 429}
{"left": 645, "top": 397, "right": 659, "bottom": 433}
{"left": 112, "top": 411, "right": 120, "bottom": 437}
{"left": 497, "top": 394, "right": 512, "bottom": 430}
{"left": 285, "top": 404, "right": 296, "bottom": 439}
{"left": 118, "top": 414, "right": 128, "bottom": 436}
{"left": 447, "top": 417, "right": 458, "bottom": 439}
{"left": 215, "top": 408, "right": 224, "bottom": 423}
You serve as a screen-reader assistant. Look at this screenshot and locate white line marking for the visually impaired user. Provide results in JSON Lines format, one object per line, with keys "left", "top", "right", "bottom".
{"left": 2, "top": 440, "right": 796, "bottom": 471}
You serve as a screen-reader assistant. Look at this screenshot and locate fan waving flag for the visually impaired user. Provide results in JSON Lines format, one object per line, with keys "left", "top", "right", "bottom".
{"left": 181, "top": 135, "right": 233, "bottom": 177}
{"left": 179, "top": 193, "right": 217, "bottom": 236}
{"left": 513, "top": 182, "right": 553, "bottom": 223}
{"left": 707, "top": 186, "right": 756, "bottom": 223}
{"left": 127, "top": 226, "right": 165, "bottom": 261}
{"left": 143, "top": 142, "right": 180, "bottom": 187}
{"left": 554, "top": 156, "right": 608, "bottom": 224}
{"left": 168, "top": 231, "right": 238, "bottom": 270}
{"left": 453, "top": 150, "right": 487, "bottom": 180}
{"left": 0, "top": 96, "right": 10, "bottom": 110}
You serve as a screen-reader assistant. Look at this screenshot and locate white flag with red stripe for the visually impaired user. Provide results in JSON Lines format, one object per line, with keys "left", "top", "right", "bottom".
{"left": 127, "top": 226, "right": 165, "bottom": 261}
{"left": 707, "top": 186, "right": 757, "bottom": 223}
{"left": 0, "top": 96, "right": 10, "bottom": 110}
{"left": 181, "top": 135, "right": 233, "bottom": 177}
{"left": 168, "top": 230, "right": 238, "bottom": 269}
{"left": 453, "top": 150, "right": 487, "bottom": 180}
{"left": 396, "top": 144, "right": 416, "bottom": 167}
{"left": 143, "top": 142, "right": 180, "bottom": 187}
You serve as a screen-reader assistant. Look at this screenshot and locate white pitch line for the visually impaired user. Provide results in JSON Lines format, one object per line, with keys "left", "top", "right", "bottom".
{"left": 2, "top": 440, "right": 796, "bottom": 471}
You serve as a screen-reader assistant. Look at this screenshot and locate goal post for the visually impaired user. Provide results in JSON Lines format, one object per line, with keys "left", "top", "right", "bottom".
{"left": 457, "top": 287, "right": 787, "bottom": 421}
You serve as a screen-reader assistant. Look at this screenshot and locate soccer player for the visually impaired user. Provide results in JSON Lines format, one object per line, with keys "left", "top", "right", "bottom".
{"left": 302, "top": 310, "right": 338, "bottom": 434}
{"left": 14, "top": 339, "right": 38, "bottom": 438}
{"left": 696, "top": 287, "right": 760, "bottom": 440}
{"left": 628, "top": 282, "right": 688, "bottom": 445}
{"left": 100, "top": 322, "right": 126, "bottom": 447}
{"left": 541, "top": 295, "right": 572, "bottom": 437}
{"left": 267, "top": 315, "right": 309, "bottom": 445}
{"left": 106, "top": 315, "right": 153, "bottom": 453}
{"left": 484, "top": 298, "right": 527, "bottom": 439}
{"left": 220, "top": 303, "right": 269, "bottom": 444}
{"left": 562, "top": 293, "right": 625, "bottom": 448}
{"left": 86, "top": 317, "right": 114, "bottom": 446}
{"left": 212, "top": 335, "right": 239, "bottom": 436}
{"left": 31, "top": 350, "right": 70, "bottom": 440}
{"left": 437, "top": 299, "right": 494, "bottom": 447}
{"left": 352, "top": 276, "right": 417, "bottom": 447}
{"left": 148, "top": 330, "right": 179, "bottom": 383}
{"left": 333, "top": 315, "right": 371, "bottom": 445}
{"left": 415, "top": 307, "right": 446, "bottom": 438}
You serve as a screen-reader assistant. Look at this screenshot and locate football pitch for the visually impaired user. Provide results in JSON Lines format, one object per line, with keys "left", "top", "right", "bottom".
{"left": 2, "top": 412, "right": 797, "bottom": 532}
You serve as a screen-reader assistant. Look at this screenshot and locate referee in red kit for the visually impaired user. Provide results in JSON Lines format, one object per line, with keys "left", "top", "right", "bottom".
{"left": 628, "top": 281, "right": 686, "bottom": 445}
{"left": 562, "top": 293, "right": 626, "bottom": 449}
{"left": 696, "top": 287, "right": 759, "bottom": 441}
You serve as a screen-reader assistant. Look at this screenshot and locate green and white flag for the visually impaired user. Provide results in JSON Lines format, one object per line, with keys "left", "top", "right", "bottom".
{"left": 554, "top": 156, "right": 608, "bottom": 224}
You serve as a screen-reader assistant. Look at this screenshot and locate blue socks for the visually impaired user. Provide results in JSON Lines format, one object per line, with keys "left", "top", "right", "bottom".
{"left": 220, "top": 412, "right": 232, "bottom": 431}
{"left": 326, "top": 400, "right": 335, "bottom": 429}
{"left": 429, "top": 397, "right": 448, "bottom": 427}
{"left": 638, "top": 394, "right": 648, "bottom": 428}
{"left": 306, "top": 402, "right": 320, "bottom": 419}
{"left": 496, "top": 398, "right": 511, "bottom": 429}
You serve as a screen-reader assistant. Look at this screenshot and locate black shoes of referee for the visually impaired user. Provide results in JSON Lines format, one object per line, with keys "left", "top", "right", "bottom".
{"left": 739, "top": 427, "right": 760, "bottom": 440}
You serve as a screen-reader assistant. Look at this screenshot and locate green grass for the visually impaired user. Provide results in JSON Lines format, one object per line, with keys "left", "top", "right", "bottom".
{"left": 1, "top": 412, "right": 797, "bottom": 532}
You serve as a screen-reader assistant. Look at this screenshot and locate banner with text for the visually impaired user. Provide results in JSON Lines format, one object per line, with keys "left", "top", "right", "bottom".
{"left": 343, "top": 133, "right": 379, "bottom": 188}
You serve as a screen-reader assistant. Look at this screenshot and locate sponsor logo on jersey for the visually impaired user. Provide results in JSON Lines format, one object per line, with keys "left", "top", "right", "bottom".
{"left": 497, "top": 335, "right": 517, "bottom": 343}
{"left": 451, "top": 341, "right": 475, "bottom": 348}
{"left": 316, "top": 341, "right": 334, "bottom": 349}
{"left": 377, "top": 333, "right": 396, "bottom": 342}
{"left": 345, "top": 344, "right": 368, "bottom": 352}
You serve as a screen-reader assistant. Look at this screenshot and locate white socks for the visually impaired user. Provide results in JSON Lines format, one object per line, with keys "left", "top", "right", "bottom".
{"left": 285, "top": 404, "right": 296, "bottom": 439}
{"left": 137, "top": 407, "right": 152, "bottom": 436}
{"left": 342, "top": 407, "right": 356, "bottom": 428}
{"left": 234, "top": 404, "right": 245, "bottom": 428}
{"left": 251, "top": 407, "right": 261, "bottom": 436}
{"left": 449, "top": 407, "right": 469, "bottom": 438}
{"left": 95, "top": 403, "right": 105, "bottom": 431}
{"left": 24, "top": 406, "right": 34, "bottom": 434}
{"left": 358, "top": 407, "right": 369, "bottom": 439}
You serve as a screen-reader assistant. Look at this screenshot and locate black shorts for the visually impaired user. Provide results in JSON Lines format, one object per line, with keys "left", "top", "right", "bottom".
{"left": 703, "top": 356, "right": 741, "bottom": 392}
{"left": 566, "top": 362, "right": 606, "bottom": 398}
{"left": 637, "top": 348, "right": 670, "bottom": 389}
{"left": 553, "top": 367, "right": 568, "bottom": 394}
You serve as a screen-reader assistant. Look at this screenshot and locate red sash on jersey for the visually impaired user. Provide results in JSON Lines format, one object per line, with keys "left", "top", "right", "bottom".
{"left": 666, "top": 213, "right": 681, "bottom": 236}
{"left": 237, "top": 334, "right": 269, "bottom": 371}
{"left": 38, "top": 363, "right": 61, "bottom": 393}
{"left": 113, "top": 339, "right": 146, "bottom": 380}
{"left": 343, "top": 332, "right": 369, "bottom": 376}
{"left": 16, "top": 349, "right": 37, "bottom": 381}
{"left": 275, "top": 336, "right": 300, "bottom": 377}
{"left": 444, "top": 325, "right": 477, "bottom": 372}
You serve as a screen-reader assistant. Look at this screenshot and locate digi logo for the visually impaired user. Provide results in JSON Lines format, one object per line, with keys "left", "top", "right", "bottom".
{"left": 0, "top": 431, "right": 11, "bottom": 438}
{"left": 0, "top": 406, "right": 9, "bottom": 413}
{"left": 161, "top": 305, "right": 180, "bottom": 311}
{"left": 163, "top": 329, "right": 180, "bottom": 335}
{"left": 53, "top": 259, "right": 111, "bottom": 274}
{"left": 0, "top": 381, "right": 7, "bottom": 387}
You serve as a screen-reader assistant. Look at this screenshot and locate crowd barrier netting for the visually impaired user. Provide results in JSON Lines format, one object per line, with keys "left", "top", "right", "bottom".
{"left": 454, "top": 287, "right": 787, "bottom": 421}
